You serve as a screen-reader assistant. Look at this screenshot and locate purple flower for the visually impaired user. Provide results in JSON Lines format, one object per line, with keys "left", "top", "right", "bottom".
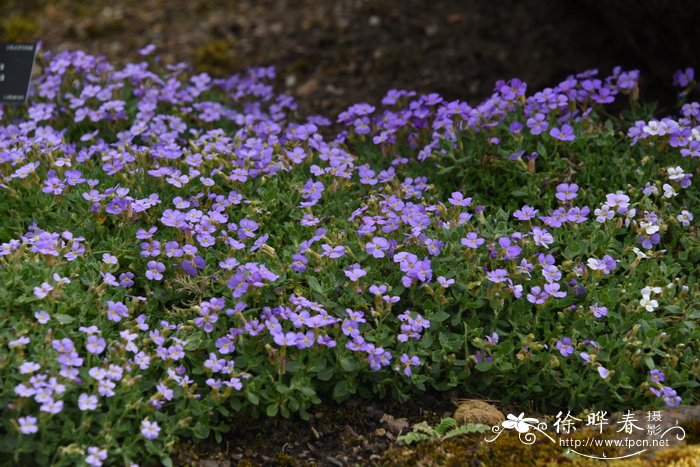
{"left": 589, "top": 303, "right": 608, "bottom": 318}
{"left": 424, "top": 238, "right": 444, "bottom": 256}
{"left": 367, "top": 347, "right": 392, "bottom": 370}
{"left": 486, "top": 269, "right": 509, "bottom": 283}
{"left": 105, "top": 198, "right": 129, "bottom": 215}
{"left": 638, "top": 233, "right": 661, "bottom": 249}
{"left": 544, "top": 282, "right": 566, "bottom": 298}
{"left": 601, "top": 255, "right": 618, "bottom": 274}
{"left": 181, "top": 256, "right": 206, "bottom": 276}
{"left": 542, "top": 265, "right": 561, "bottom": 283}
{"left": 531, "top": 226, "right": 554, "bottom": 248}
{"left": 461, "top": 232, "right": 484, "bottom": 249}
{"left": 40, "top": 399, "right": 64, "bottom": 414}
{"left": 344, "top": 264, "right": 367, "bottom": 282}
{"left": 85, "top": 335, "right": 106, "bottom": 354}
{"left": 526, "top": 113, "right": 549, "bottom": 135}
{"left": 550, "top": 124, "right": 575, "bottom": 141}
{"left": 321, "top": 244, "right": 346, "bottom": 259}
{"left": 597, "top": 367, "right": 609, "bottom": 379}
{"left": 146, "top": 261, "right": 165, "bottom": 280}
{"left": 661, "top": 387, "right": 681, "bottom": 407}
{"left": 566, "top": 206, "right": 589, "bottom": 223}
{"left": 273, "top": 331, "right": 298, "bottom": 347}
{"left": 673, "top": 67, "right": 695, "bottom": 88}
{"left": 251, "top": 234, "right": 270, "bottom": 252}
{"left": 106, "top": 300, "right": 129, "bottom": 322}
{"left": 448, "top": 191, "right": 472, "bottom": 207}
{"left": 85, "top": 447, "right": 108, "bottom": 467}
{"left": 526, "top": 286, "right": 548, "bottom": 304}
{"left": 498, "top": 237, "right": 521, "bottom": 259}
{"left": 78, "top": 393, "right": 99, "bottom": 411}
{"left": 140, "top": 419, "right": 161, "bottom": 440}
{"left": 291, "top": 253, "right": 308, "bottom": 273}
{"left": 513, "top": 205, "right": 539, "bottom": 221}
{"left": 555, "top": 183, "right": 579, "bottom": 201}
{"left": 64, "top": 169, "right": 86, "bottom": 186}
{"left": 365, "top": 237, "right": 390, "bottom": 258}
{"left": 437, "top": 276, "right": 454, "bottom": 288}
{"left": 237, "top": 218, "right": 259, "bottom": 240}
{"left": 649, "top": 369, "right": 665, "bottom": 383}
{"left": 18, "top": 416, "right": 38, "bottom": 434}
{"left": 556, "top": 337, "right": 574, "bottom": 357}
{"left": 119, "top": 272, "right": 135, "bottom": 288}
{"left": 398, "top": 354, "right": 421, "bottom": 376}
{"left": 33, "top": 282, "right": 54, "bottom": 299}
{"left": 34, "top": 310, "right": 51, "bottom": 324}
{"left": 414, "top": 258, "right": 433, "bottom": 282}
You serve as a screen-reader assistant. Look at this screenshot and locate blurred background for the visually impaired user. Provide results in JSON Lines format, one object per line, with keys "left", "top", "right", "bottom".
{"left": 2, "top": 0, "right": 698, "bottom": 115}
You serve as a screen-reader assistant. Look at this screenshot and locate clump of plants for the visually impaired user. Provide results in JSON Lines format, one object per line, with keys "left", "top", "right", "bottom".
{"left": 397, "top": 418, "right": 489, "bottom": 445}
{"left": 0, "top": 46, "right": 697, "bottom": 465}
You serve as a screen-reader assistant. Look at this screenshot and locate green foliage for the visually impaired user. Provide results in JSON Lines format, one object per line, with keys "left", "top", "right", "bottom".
{"left": 0, "top": 48, "right": 698, "bottom": 465}
{"left": 397, "top": 418, "right": 490, "bottom": 445}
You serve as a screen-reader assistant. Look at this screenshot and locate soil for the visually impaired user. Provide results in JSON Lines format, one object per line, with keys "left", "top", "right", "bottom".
{"left": 175, "top": 396, "right": 700, "bottom": 466}
{"left": 174, "top": 392, "right": 460, "bottom": 466}
{"left": 2, "top": 1, "right": 699, "bottom": 464}
{"left": 2, "top": 0, "right": 698, "bottom": 116}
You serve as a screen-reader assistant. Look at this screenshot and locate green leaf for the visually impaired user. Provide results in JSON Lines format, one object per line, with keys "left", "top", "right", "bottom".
{"left": 430, "top": 310, "right": 450, "bottom": 323}
{"left": 266, "top": 403, "right": 279, "bottom": 417}
{"left": 308, "top": 276, "right": 324, "bottom": 294}
{"left": 246, "top": 392, "right": 260, "bottom": 405}
{"left": 339, "top": 357, "right": 358, "bottom": 372}
{"left": 333, "top": 381, "right": 351, "bottom": 401}
{"left": 54, "top": 314, "right": 75, "bottom": 324}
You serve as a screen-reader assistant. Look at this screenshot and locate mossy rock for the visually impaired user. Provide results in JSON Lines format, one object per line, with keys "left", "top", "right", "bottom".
{"left": 0, "top": 16, "right": 39, "bottom": 42}
{"left": 195, "top": 39, "right": 236, "bottom": 76}
{"left": 453, "top": 400, "right": 505, "bottom": 427}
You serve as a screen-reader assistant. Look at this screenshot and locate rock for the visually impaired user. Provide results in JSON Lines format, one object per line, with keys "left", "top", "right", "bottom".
{"left": 380, "top": 414, "right": 410, "bottom": 435}
{"left": 453, "top": 400, "right": 505, "bottom": 427}
{"left": 296, "top": 78, "right": 319, "bottom": 97}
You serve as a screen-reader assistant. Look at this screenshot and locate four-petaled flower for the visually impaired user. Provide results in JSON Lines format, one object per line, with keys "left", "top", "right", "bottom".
{"left": 502, "top": 413, "right": 540, "bottom": 433}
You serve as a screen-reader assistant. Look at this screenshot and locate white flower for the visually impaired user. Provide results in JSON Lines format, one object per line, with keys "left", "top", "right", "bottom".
{"left": 594, "top": 204, "right": 615, "bottom": 223}
{"left": 643, "top": 120, "right": 660, "bottom": 136}
{"left": 667, "top": 166, "right": 685, "bottom": 181}
{"left": 677, "top": 210, "right": 693, "bottom": 227}
{"left": 692, "top": 128, "right": 700, "bottom": 142}
{"left": 502, "top": 413, "right": 540, "bottom": 433}
{"left": 640, "top": 295, "right": 659, "bottom": 312}
{"left": 631, "top": 247, "right": 649, "bottom": 259}
{"left": 641, "top": 286, "right": 662, "bottom": 296}
{"left": 663, "top": 184, "right": 677, "bottom": 198}
{"left": 639, "top": 221, "right": 659, "bottom": 234}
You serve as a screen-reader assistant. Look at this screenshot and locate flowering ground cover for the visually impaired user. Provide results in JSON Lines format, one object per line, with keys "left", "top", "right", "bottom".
{"left": 0, "top": 48, "right": 698, "bottom": 465}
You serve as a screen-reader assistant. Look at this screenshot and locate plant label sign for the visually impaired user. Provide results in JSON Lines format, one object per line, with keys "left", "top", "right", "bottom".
{"left": 0, "top": 42, "right": 39, "bottom": 103}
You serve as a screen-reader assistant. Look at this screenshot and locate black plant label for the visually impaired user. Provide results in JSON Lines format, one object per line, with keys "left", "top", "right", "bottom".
{"left": 0, "top": 43, "right": 38, "bottom": 103}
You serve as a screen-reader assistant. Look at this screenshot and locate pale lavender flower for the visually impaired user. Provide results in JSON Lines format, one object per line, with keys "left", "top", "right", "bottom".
{"left": 344, "top": 264, "right": 367, "bottom": 281}
{"left": 140, "top": 419, "right": 161, "bottom": 440}
{"left": 78, "top": 393, "right": 99, "bottom": 411}
{"left": 18, "top": 416, "right": 38, "bottom": 434}
{"left": 85, "top": 446, "right": 108, "bottom": 466}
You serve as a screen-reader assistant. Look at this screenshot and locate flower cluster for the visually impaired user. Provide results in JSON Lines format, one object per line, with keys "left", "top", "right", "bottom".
{"left": 0, "top": 48, "right": 697, "bottom": 465}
